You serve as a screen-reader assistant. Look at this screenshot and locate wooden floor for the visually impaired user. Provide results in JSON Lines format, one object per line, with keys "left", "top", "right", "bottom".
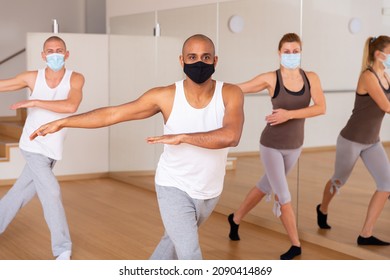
{"left": 102, "top": 144, "right": 390, "bottom": 260}
{"left": 297, "top": 145, "right": 390, "bottom": 260}
{"left": 0, "top": 177, "right": 357, "bottom": 260}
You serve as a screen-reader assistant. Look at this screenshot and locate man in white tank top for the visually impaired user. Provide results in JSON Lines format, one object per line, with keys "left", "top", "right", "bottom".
{"left": 31, "top": 34, "right": 245, "bottom": 259}
{"left": 0, "top": 36, "right": 84, "bottom": 260}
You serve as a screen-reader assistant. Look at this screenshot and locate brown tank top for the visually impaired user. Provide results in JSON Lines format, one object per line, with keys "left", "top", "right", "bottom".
{"left": 340, "top": 68, "right": 390, "bottom": 144}
{"left": 260, "top": 69, "right": 311, "bottom": 149}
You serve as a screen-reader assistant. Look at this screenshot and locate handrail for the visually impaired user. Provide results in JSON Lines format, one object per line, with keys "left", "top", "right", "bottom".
{"left": 0, "top": 48, "right": 26, "bottom": 66}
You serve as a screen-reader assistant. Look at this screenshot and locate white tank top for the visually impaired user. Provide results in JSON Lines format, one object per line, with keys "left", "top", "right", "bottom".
{"left": 155, "top": 80, "right": 229, "bottom": 199}
{"left": 19, "top": 68, "right": 73, "bottom": 160}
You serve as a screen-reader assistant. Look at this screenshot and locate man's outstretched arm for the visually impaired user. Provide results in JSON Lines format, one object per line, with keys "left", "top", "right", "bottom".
{"left": 30, "top": 87, "right": 163, "bottom": 140}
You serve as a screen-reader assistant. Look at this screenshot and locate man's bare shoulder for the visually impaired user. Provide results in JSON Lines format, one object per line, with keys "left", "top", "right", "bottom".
{"left": 221, "top": 82, "right": 244, "bottom": 108}
{"left": 146, "top": 83, "right": 176, "bottom": 96}
{"left": 70, "top": 70, "right": 84, "bottom": 78}
{"left": 17, "top": 70, "right": 38, "bottom": 87}
{"left": 70, "top": 71, "right": 85, "bottom": 81}
{"left": 221, "top": 82, "right": 243, "bottom": 95}
{"left": 18, "top": 70, "right": 38, "bottom": 79}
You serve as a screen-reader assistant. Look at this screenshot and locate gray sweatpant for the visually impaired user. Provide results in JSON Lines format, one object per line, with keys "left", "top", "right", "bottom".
{"left": 0, "top": 149, "right": 71, "bottom": 257}
{"left": 256, "top": 144, "right": 302, "bottom": 216}
{"left": 330, "top": 134, "right": 390, "bottom": 193}
{"left": 150, "top": 185, "right": 219, "bottom": 260}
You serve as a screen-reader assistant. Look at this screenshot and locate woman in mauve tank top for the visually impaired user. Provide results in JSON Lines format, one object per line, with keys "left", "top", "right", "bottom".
{"left": 228, "top": 33, "right": 326, "bottom": 260}
{"left": 317, "top": 35, "right": 390, "bottom": 246}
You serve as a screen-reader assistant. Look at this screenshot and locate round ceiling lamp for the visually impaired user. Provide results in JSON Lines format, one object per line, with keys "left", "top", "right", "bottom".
{"left": 228, "top": 15, "right": 245, "bottom": 34}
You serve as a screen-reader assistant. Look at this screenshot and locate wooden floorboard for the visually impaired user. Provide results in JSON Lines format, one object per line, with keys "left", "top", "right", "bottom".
{"left": 0, "top": 178, "right": 356, "bottom": 260}
{"left": 99, "top": 145, "right": 390, "bottom": 260}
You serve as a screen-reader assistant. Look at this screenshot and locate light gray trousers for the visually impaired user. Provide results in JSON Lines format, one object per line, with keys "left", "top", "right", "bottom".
{"left": 150, "top": 185, "right": 219, "bottom": 260}
{"left": 0, "top": 149, "right": 71, "bottom": 257}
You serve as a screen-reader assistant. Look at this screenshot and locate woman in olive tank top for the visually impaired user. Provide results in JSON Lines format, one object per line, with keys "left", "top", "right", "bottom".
{"left": 317, "top": 35, "right": 390, "bottom": 246}
{"left": 228, "top": 33, "right": 326, "bottom": 260}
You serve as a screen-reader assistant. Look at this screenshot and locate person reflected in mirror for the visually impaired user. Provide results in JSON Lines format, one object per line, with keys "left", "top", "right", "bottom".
{"left": 317, "top": 35, "right": 390, "bottom": 246}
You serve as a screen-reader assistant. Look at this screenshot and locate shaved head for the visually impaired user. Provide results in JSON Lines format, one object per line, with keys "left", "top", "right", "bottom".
{"left": 182, "top": 34, "right": 215, "bottom": 56}
{"left": 43, "top": 36, "right": 67, "bottom": 51}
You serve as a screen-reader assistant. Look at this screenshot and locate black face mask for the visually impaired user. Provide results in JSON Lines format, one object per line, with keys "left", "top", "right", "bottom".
{"left": 183, "top": 61, "right": 215, "bottom": 84}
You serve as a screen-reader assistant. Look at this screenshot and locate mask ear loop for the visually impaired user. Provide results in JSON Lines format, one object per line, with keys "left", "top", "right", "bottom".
{"left": 379, "top": 51, "right": 389, "bottom": 66}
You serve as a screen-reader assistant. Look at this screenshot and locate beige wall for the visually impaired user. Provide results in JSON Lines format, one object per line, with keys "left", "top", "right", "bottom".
{"left": 106, "top": 0, "right": 234, "bottom": 20}
{"left": 108, "top": 35, "right": 182, "bottom": 171}
{"left": 108, "top": 0, "right": 390, "bottom": 157}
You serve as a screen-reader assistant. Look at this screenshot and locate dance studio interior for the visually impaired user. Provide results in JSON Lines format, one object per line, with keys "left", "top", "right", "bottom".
{"left": 0, "top": 0, "right": 389, "bottom": 260}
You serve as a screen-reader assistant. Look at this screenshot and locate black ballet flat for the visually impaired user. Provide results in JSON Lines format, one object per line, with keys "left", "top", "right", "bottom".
{"left": 316, "top": 204, "right": 331, "bottom": 229}
{"left": 357, "top": 235, "right": 390, "bottom": 246}
{"left": 228, "top": 213, "right": 240, "bottom": 241}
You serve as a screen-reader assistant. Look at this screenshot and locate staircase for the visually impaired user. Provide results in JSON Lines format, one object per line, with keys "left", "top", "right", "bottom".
{"left": 0, "top": 109, "right": 25, "bottom": 162}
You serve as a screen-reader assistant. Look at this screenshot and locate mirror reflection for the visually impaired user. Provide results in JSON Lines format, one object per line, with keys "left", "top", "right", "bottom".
{"left": 298, "top": 0, "right": 390, "bottom": 259}
{"left": 107, "top": 0, "right": 390, "bottom": 259}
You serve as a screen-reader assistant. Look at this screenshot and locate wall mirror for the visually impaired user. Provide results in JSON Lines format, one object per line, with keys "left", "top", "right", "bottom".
{"left": 298, "top": 0, "right": 390, "bottom": 259}
{"left": 108, "top": 0, "right": 390, "bottom": 259}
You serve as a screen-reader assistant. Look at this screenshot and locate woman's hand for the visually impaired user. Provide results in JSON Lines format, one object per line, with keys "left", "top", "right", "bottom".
{"left": 265, "top": 109, "right": 292, "bottom": 125}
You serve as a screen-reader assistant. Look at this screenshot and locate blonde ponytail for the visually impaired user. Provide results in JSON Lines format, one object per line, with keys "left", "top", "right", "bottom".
{"left": 361, "top": 37, "right": 372, "bottom": 73}
{"left": 361, "top": 35, "right": 390, "bottom": 73}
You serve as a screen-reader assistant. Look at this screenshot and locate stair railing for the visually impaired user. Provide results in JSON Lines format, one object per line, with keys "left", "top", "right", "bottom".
{"left": 0, "top": 48, "right": 26, "bottom": 66}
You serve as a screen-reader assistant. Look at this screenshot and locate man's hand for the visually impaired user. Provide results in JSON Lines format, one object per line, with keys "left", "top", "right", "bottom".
{"left": 146, "top": 134, "right": 183, "bottom": 145}
{"left": 30, "top": 120, "right": 62, "bottom": 140}
{"left": 10, "top": 100, "right": 35, "bottom": 110}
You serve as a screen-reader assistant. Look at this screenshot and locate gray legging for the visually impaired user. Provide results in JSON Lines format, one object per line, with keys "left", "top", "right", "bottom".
{"left": 0, "top": 149, "right": 71, "bottom": 257}
{"left": 256, "top": 144, "right": 302, "bottom": 217}
{"left": 330, "top": 134, "right": 390, "bottom": 193}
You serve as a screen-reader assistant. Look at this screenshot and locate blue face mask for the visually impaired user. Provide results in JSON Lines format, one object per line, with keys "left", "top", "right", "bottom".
{"left": 281, "top": 53, "right": 301, "bottom": 69}
{"left": 382, "top": 53, "right": 390, "bottom": 69}
{"left": 46, "top": 53, "right": 65, "bottom": 72}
